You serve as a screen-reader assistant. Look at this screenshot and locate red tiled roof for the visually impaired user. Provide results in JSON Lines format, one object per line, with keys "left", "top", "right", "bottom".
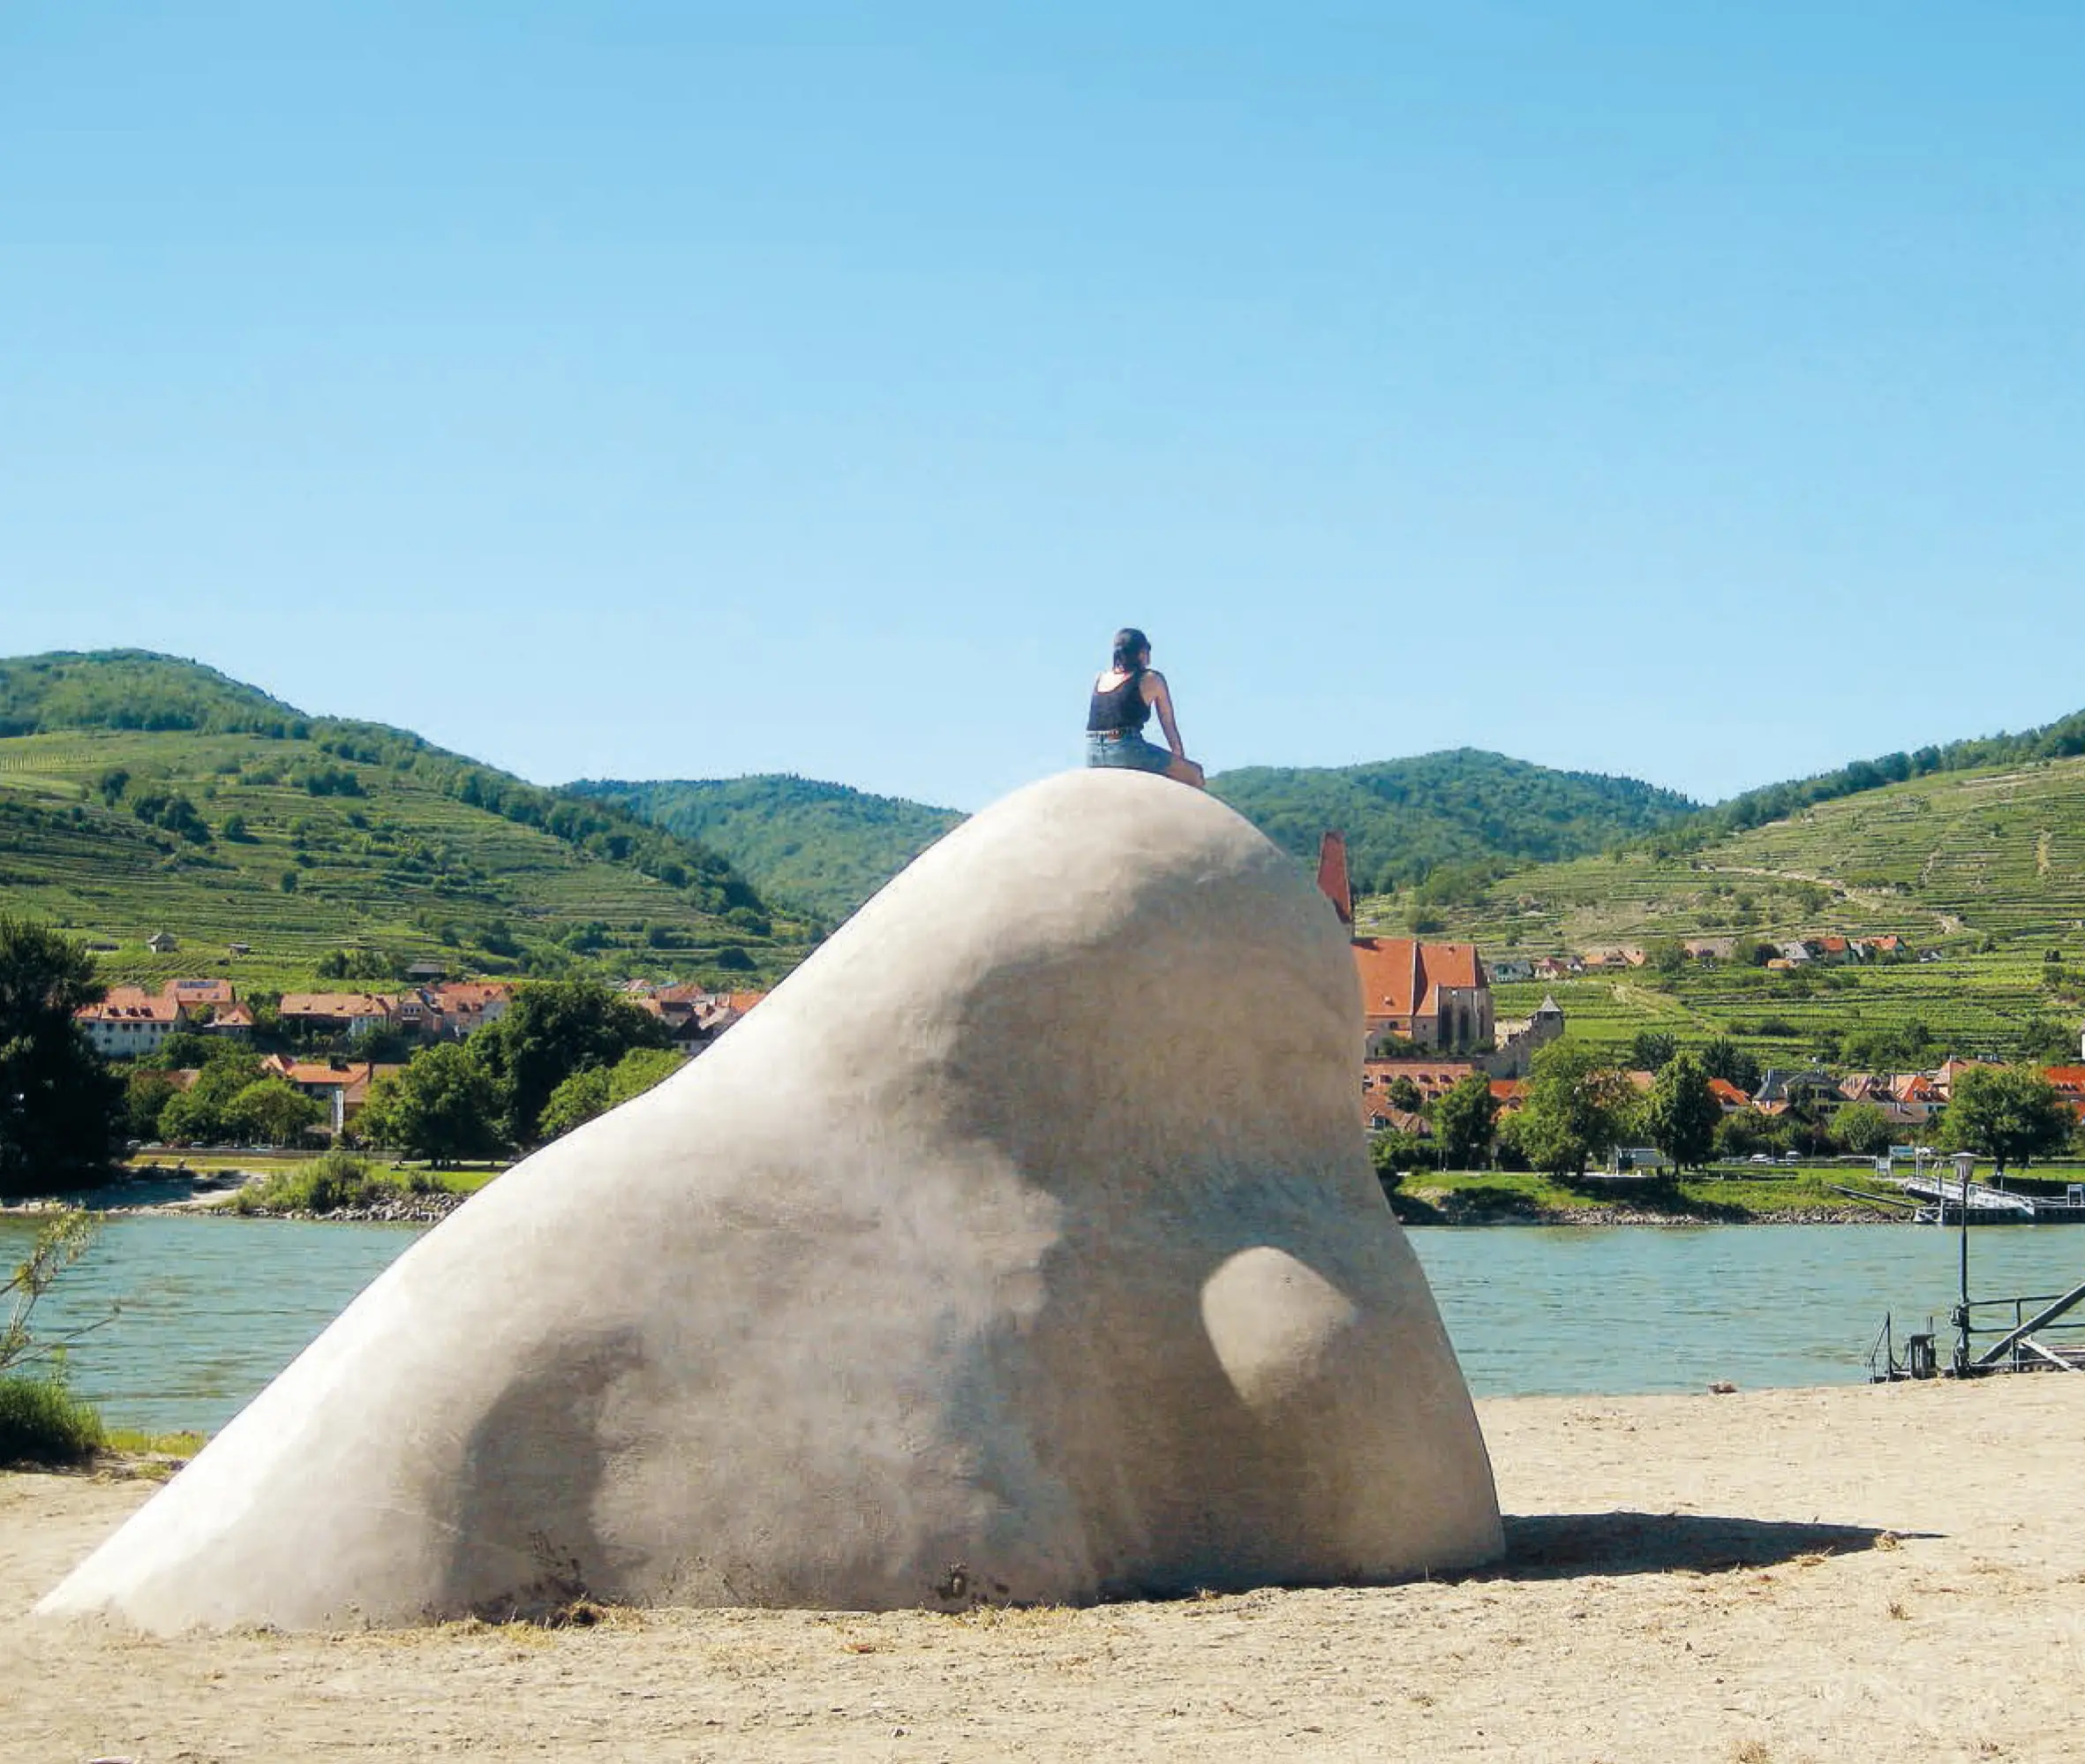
{"left": 1350, "top": 939, "right": 1484, "bottom": 1021}
{"left": 279, "top": 992, "right": 396, "bottom": 1019}
{"left": 1707, "top": 1078, "right": 1751, "bottom": 1107}
{"left": 76, "top": 987, "right": 180, "bottom": 1024}
{"left": 164, "top": 978, "right": 236, "bottom": 1005}
{"left": 431, "top": 982, "right": 512, "bottom": 1012}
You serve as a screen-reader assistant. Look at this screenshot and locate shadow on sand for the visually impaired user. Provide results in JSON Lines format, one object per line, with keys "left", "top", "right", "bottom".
{"left": 1491, "top": 1511, "right": 1937, "bottom": 1579}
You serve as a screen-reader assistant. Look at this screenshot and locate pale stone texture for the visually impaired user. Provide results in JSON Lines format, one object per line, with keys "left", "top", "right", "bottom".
{"left": 39, "top": 770, "right": 1501, "bottom": 1632}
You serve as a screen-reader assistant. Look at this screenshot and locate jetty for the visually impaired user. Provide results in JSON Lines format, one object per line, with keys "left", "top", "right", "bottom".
{"left": 1886, "top": 1172, "right": 2085, "bottom": 1224}
{"left": 1869, "top": 1151, "right": 2085, "bottom": 1380}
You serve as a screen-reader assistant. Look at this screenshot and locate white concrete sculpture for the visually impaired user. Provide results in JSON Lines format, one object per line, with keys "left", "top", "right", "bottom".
{"left": 41, "top": 770, "right": 1502, "bottom": 1632}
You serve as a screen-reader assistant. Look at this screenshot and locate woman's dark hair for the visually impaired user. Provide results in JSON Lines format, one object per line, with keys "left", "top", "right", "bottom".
{"left": 1111, "top": 628, "right": 1150, "bottom": 671}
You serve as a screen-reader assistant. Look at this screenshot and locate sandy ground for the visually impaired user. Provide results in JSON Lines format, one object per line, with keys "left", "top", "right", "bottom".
{"left": 6, "top": 1377, "right": 2084, "bottom": 1764}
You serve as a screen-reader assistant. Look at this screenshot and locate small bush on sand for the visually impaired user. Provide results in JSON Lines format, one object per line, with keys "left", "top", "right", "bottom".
{"left": 0, "top": 1368, "right": 105, "bottom": 1465}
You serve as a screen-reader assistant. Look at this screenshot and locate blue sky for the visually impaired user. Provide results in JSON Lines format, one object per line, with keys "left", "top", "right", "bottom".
{"left": 4, "top": 3, "right": 2079, "bottom": 811}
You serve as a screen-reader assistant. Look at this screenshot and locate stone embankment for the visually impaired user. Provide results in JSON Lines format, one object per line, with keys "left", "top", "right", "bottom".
{"left": 228, "top": 1193, "right": 467, "bottom": 1225}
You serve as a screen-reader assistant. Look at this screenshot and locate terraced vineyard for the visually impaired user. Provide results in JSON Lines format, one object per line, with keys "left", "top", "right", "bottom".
{"left": 1372, "top": 754, "right": 2085, "bottom": 1063}
{"left": 0, "top": 711, "right": 811, "bottom": 993}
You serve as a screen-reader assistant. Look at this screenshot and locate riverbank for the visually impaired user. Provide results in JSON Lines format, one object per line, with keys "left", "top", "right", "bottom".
{"left": 5, "top": 1164, "right": 1927, "bottom": 1226}
{"left": 0, "top": 1158, "right": 489, "bottom": 1221}
{"left": 1390, "top": 1166, "right": 1911, "bottom": 1226}
{"left": 8, "top": 1376, "right": 2081, "bottom": 1761}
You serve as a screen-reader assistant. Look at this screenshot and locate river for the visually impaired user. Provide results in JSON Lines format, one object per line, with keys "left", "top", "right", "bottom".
{"left": 4, "top": 1214, "right": 2082, "bottom": 1434}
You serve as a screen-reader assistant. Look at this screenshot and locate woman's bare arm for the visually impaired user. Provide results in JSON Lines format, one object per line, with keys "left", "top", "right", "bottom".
{"left": 1144, "top": 670, "right": 1186, "bottom": 758}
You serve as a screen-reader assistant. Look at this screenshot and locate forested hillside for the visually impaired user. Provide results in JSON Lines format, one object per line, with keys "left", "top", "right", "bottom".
{"left": 1208, "top": 750, "right": 1698, "bottom": 896}
{"left": 570, "top": 775, "right": 964, "bottom": 921}
{"left": 0, "top": 652, "right": 807, "bottom": 989}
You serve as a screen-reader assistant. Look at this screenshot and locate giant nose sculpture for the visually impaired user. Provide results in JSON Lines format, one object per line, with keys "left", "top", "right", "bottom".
{"left": 40, "top": 770, "right": 1502, "bottom": 1632}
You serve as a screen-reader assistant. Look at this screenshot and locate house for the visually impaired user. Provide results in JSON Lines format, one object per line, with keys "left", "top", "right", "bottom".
{"left": 1489, "top": 995, "right": 1566, "bottom": 1077}
{"left": 74, "top": 987, "right": 183, "bottom": 1058}
{"left": 429, "top": 981, "right": 514, "bottom": 1037}
{"left": 1488, "top": 1078, "right": 1527, "bottom": 1114}
{"left": 1935, "top": 1057, "right": 2003, "bottom": 1099}
{"left": 405, "top": 960, "right": 448, "bottom": 984}
{"left": 146, "top": 931, "right": 178, "bottom": 954}
{"left": 1752, "top": 1068, "right": 1843, "bottom": 1115}
{"left": 1487, "top": 957, "right": 1535, "bottom": 984}
{"left": 1776, "top": 940, "right": 1814, "bottom": 966}
{"left": 1351, "top": 939, "right": 1493, "bottom": 1052}
{"left": 1887, "top": 1072, "right": 1944, "bottom": 1123}
{"left": 2041, "top": 1066, "right": 2085, "bottom": 1119}
{"left": 166, "top": 977, "right": 235, "bottom": 1009}
{"left": 260, "top": 1057, "right": 404, "bottom": 1133}
{"left": 1707, "top": 1077, "right": 1752, "bottom": 1114}
{"left": 198, "top": 1001, "right": 254, "bottom": 1042}
{"left": 1361, "top": 1059, "right": 1481, "bottom": 1104}
{"left": 1609, "top": 1146, "right": 1675, "bottom": 1174}
{"left": 1360, "top": 1100, "right": 1428, "bottom": 1135}
{"left": 393, "top": 990, "right": 443, "bottom": 1039}
{"left": 278, "top": 992, "right": 399, "bottom": 1038}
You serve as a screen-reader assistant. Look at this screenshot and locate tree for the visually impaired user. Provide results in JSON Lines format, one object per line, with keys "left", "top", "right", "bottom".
{"left": 359, "top": 1043, "right": 505, "bottom": 1166}
{"left": 1629, "top": 1028, "right": 1678, "bottom": 1073}
{"left": 537, "top": 1066, "right": 611, "bottom": 1140}
{"left": 468, "top": 980, "right": 674, "bottom": 1144}
{"left": 1830, "top": 1100, "right": 1895, "bottom": 1158}
{"left": 157, "top": 1051, "right": 265, "bottom": 1143}
{"left": 124, "top": 1067, "right": 181, "bottom": 1142}
{"left": 1510, "top": 1041, "right": 1639, "bottom": 1178}
{"left": 1713, "top": 1108, "right": 1768, "bottom": 1160}
{"left": 1643, "top": 1052, "right": 1719, "bottom": 1172}
{"left": 0, "top": 917, "right": 124, "bottom": 1196}
{"left": 1383, "top": 1074, "right": 1424, "bottom": 1112}
{"left": 1938, "top": 1065, "right": 2074, "bottom": 1173}
{"left": 1646, "top": 938, "right": 1688, "bottom": 977}
{"left": 1429, "top": 1073, "right": 1499, "bottom": 1170}
{"left": 1700, "top": 1037, "right": 1762, "bottom": 1094}
{"left": 225, "top": 1077, "right": 326, "bottom": 1147}
{"left": 1368, "top": 1128, "right": 1435, "bottom": 1188}
{"left": 606, "top": 1047, "right": 686, "bottom": 1106}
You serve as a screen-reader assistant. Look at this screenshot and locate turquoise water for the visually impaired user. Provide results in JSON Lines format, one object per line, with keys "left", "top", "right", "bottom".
{"left": 4, "top": 1214, "right": 2082, "bottom": 1432}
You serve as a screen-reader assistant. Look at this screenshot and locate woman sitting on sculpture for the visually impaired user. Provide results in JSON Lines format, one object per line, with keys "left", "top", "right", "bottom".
{"left": 1084, "top": 627, "right": 1205, "bottom": 788}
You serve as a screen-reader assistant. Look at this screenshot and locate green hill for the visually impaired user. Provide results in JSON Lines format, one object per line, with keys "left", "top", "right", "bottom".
{"left": 1208, "top": 750, "right": 1699, "bottom": 895}
{"left": 576, "top": 751, "right": 1697, "bottom": 924}
{"left": 1371, "top": 750, "right": 2085, "bottom": 1065}
{"left": 0, "top": 652, "right": 809, "bottom": 991}
{"left": 569, "top": 774, "right": 964, "bottom": 921}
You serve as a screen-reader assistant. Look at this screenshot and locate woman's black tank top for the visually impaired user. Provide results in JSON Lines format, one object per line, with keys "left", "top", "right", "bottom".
{"left": 1087, "top": 668, "right": 1151, "bottom": 735}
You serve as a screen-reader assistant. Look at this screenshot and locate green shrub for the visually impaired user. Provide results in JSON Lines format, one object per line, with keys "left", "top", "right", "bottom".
{"left": 233, "top": 1149, "right": 391, "bottom": 1213}
{"left": 0, "top": 1370, "right": 105, "bottom": 1464}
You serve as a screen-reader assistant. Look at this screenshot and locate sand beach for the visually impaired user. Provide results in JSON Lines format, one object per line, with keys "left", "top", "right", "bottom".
{"left": 7, "top": 1376, "right": 2082, "bottom": 1763}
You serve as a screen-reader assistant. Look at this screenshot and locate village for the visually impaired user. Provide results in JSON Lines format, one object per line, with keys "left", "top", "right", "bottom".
{"left": 1307, "top": 833, "right": 2085, "bottom": 1164}
{"left": 71, "top": 950, "right": 768, "bottom": 1139}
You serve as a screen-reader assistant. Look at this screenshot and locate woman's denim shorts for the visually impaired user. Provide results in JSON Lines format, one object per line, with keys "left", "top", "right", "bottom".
{"left": 1087, "top": 732, "right": 1173, "bottom": 773}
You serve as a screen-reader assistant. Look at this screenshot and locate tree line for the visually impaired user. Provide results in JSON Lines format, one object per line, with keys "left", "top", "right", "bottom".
{"left": 1372, "top": 1038, "right": 2078, "bottom": 1187}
